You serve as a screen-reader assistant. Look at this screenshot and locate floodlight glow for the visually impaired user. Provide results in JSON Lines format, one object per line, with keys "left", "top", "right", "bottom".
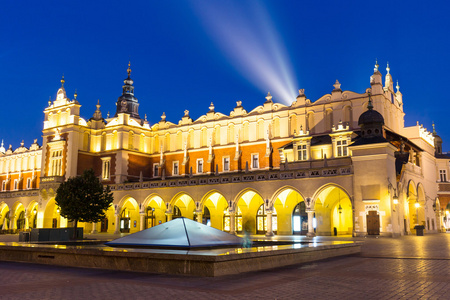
{"left": 191, "top": 1, "right": 298, "bottom": 105}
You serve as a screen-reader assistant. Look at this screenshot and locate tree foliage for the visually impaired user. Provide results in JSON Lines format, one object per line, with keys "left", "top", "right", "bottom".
{"left": 55, "top": 169, "right": 113, "bottom": 233}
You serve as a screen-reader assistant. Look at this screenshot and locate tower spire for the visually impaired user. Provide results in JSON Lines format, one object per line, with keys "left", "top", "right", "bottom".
{"left": 367, "top": 92, "right": 374, "bottom": 110}
{"left": 127, "top": 61, "right": 131, "bottom": 78}
{"left": 374, "top": 59, "right": 379, "bottom": 72}
{"left": 61, "top": 74, "right": 65, "bottom": 87}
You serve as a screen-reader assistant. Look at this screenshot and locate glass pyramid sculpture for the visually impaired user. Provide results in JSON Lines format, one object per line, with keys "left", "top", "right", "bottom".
{"left": 105, "top": 217, "right": 244, "bottom": 249}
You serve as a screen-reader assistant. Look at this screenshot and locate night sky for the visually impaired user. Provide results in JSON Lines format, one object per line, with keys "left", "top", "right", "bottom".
{"left": 1, "top": 1, "right": 449, "bottom": 151}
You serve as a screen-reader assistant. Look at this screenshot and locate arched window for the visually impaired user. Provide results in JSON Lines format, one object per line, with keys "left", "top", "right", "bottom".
{"left": 290, "top": 115, "right": 297, "bottom": 135}
{"left": 257, "top": 120, "right": 264, "bottom": 140}
{"left": 128, "top": 131, "right": 134, "bottom": 150}
{"left": 176, "top": 131, "right": 183, "bottom": 150}
{"left": 292, "top": 202, "right": 308, "bottom": 235}
{"left": 236, "top": 206, "right": 243, "bottom": 233}
{"left": 83, "top": 132, "right": 90, "bottom": 151}
{"left": 227, "top": 124, "right": 235, "bottom": 144}
{"left": 256, "top": 204, "right": 277, "bottom": 234}
{"left": 112, "top": 131, "right": 118, "bottom": 150}
{"left": 344, "top": 106, "right": 352, "bottom": 128}
{"left": 165, "top": 133, "right": 171, "bottom": 152}
{"left": 243, "top": 122, "right": 249, "bottom": 141}
{"left": 273, "top": 118, "right": 280, "bottom": 138}
{"left": 201, "top": 128, "right": 207, "bottom": 147}
{"left": 214, "top": 126, "right": 221, "bottom": 146}
{"left": 202, "top": 206, "right": 211, "bottom": 226}
{"left": 101, "top": 133, "right": 106, "bottom": 151}
{"left": 120, "top": 208, "right": 130, "bottom": 233}
{"left": 325, "top": 109, "right": 333, "bottom": 132}
{"left": 139, "top": 134, "right": 145, "bottom": 152}
{"left": 189, "top": 130, "right": 194, "bottom": 149}
{"left": 307, "top": 112, "right": 315, "bottom": 134}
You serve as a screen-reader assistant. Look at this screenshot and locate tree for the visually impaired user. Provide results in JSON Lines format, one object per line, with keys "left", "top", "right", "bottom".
{"left": 55, "top": 169, "right": 113, "bottom": 239}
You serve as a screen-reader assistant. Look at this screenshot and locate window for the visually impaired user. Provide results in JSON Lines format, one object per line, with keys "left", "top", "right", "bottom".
{"left": 297, "top": 144, "right": 307, "bottom": 161}
{"left": 197, "top": 159, "right": 203, "bottom": 173}
{"left": 440, "top": 170, "right": 447, "bottom": 182}
{"left": 336, "top": 140, "right": 348, "bottom": 157}
{"left": 14, "top": 179, "right": 18, "bottom": 191}
{"left": 153, "top": 163, "right": 159, "bottom": 177}
{"left": 50, "top": 150, "right": 63, "bottom": 176}
{"left": 223, "top": 157, "right": 230, "bottom": 172}
{"left": 2, "top": 180, "right": 6, "bottom": 191}
{"left": 101, "top": 157, "right": 111, "bottom": 180}
{"left": 173, "top": 161, "right": 179, "bottom": 175}
{"left": 26, "top": 178, "right": 32, "bottom": 189}
{"left": 252, "top": 154, "right": 259, "bottom": 169}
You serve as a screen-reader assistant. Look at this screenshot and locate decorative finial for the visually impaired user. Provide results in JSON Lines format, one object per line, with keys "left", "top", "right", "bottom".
{"left": 209, "top": 102, "right": 215, "bottom": 112}
{"left": 107, "top": 111, "right": 110, "bottom": 118}
{"left": 61, "top": 74, "right": 65, "bottom": 87}
{"left": 74, "top": 89, "right": 77, "bottom": 100}
{"left": 367, "top": 92, "right": 373, "bottom": 110}
{"left": 184, "top": 109, "right": 189, "bottom": 117}
{"left": 20, "top": 140, "right": 24, "bottom": 147}
{"left": 1, "top": 140, "right": 3, "bottom": 147}
{"left": 161, "top": 112, "right": 166, "bottom": 121}
{"left": 48, "top": 96, "right": 51, "bottom": 107}
{"left": 374, "top": 59, "right": 379, "bottom": 72}
{"left": 396, "top": 80, "right": 400, "bottom": 93}
{"left": 145, "top": 114, "right": 147, "bottom": 121}
{"left": 298, "top": 89, "right": 305, "bottom": 97}
{"left": 386, "top": 62, "right": 390, "bottom": 75}
{"left": 127, "top": 61, "right": 131, "bottom": 77}
{"left": 265, "top": 92, "right": 272, "bottom": 102}
{"left": 432, "top": 122, "right": 436, "bottom": 134}
{"left": 333, "top": 80, "right": 341, "bottom": 90}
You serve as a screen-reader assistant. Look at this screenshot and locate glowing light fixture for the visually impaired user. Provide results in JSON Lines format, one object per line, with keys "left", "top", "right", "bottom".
{"left": 338, "top": 191, "right": 342, "bottom": 214}
{"left": 393, "top": 192, "right": 399, "bottom": 205}
{"left": 415, "top": 200, "right": 420, "bottom": 208}
{"left": 57, "top": 207, "right": 60, "bottom": 214}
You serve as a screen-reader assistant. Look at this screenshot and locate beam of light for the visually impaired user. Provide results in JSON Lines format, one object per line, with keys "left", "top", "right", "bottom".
{"left": 190, "top": 1, "right": 297, "bottom": 105}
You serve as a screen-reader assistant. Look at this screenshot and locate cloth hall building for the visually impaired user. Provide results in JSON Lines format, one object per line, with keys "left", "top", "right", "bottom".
{"left": 0, "top": 62, "right": 448, "bottom": 237}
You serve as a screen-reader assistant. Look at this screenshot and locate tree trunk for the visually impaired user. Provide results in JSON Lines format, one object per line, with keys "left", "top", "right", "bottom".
{"left": 72, "top": 219, "right": 78, "bottom": 240}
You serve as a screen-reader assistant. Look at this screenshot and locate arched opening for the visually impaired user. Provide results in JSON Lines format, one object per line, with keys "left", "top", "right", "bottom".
{"left": 172, "top": 193, "right": 195, "bottom": 220}
{"left": 314, "top": 185, "right": 352, "bottom": 236}
{"left": 236, "top": 190, "right": 264, "bottom": 234}
{"left": 201, "top": 191, "right": 228, "bottom": 230}
{"left": 119, "top": 197, "right": 139, "bottom": 233}
{"left": 144, "top": 195, "right": 166, "bottom": 227}
{"left": 101, "top": 205, "right": 115, "bottom": 233}
{"left": 202, "top": 207, "right": 211, "bottom": 226}
{"left": 43, "top": 199, "right": 62, "bottom": 229}
{"left": 16, "top": 211, "right": 25, "bottom": 230}
{"left": 272, "top": 188, "right": 305, "bottom": 235}
{"left": 0, "top": 204, "right": 10, "bottom": 230}
{"left": 28, "top": 203, "right": 38, "bottom": 229}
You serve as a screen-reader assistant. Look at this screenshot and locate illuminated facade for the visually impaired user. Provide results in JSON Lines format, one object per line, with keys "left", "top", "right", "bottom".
{"left": 0, "top": 62, "right": 448, "bottom": 237}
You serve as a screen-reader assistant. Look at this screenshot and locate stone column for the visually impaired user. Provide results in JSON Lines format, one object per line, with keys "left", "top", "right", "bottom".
{"left": 10, "top": 215, "right": 15, "bottom": 230}
{"left": 25, "top": 213, "right": 29, "bottom": 230}
{"left": 266, "top": 210, "right": 274, "bottom": 236}
{"left": 166, "top": 213, "right": 173, "bottom": 222}
{"left": 196, "top": 212, "right": 203, "bottom": 224}
{"left": 140, "top": 213, "right": 145, "bottom": 231}
{"left": 114, "top": 213, "right": 120, "bottom": 234}
{"left": 306, "top": 210, "right": 316, "bottom": 237}
{"left": 91, "top": 222, "right": 98, "bottom": 234}
{"left": 230, "top": 212, "right": 236, "bottom": 235}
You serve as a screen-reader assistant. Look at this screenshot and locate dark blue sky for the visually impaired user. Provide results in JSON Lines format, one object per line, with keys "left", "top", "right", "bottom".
{"left": 1, "top": 1, "right": 449, "bottom": 151}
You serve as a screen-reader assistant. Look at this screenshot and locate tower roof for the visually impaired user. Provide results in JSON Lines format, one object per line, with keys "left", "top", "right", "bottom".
{"left": 358, "top": 94, "right": 384, "bottom": 126}
{"left": 114, "top": 61, "right": 140, "bottom": 119}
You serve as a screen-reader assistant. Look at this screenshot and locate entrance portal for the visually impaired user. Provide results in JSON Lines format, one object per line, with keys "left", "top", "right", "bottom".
{"left": 366, "top": 211, "right": 380, "bottom": 235}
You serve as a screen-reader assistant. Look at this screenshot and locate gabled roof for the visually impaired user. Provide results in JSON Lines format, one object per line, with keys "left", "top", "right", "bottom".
{"left": 105, "top": 217, "right": 244, "bottom": 249}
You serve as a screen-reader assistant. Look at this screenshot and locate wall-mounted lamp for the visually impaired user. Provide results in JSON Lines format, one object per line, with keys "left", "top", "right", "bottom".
{"left": 56, "top": 207, "right": 60, "bottom": 214}
{"left": 415, "top": 200, "right": 420, "bottom": 208}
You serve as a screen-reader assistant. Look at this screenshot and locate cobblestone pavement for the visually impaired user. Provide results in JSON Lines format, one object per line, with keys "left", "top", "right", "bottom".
{"left": 0, "top": 233, "right": 450, "bottom": 299}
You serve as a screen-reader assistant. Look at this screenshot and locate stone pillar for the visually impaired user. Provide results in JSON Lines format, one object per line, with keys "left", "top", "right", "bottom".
{"left": 166, "top": 213, "right": 172, "bottom": 222}
{"left": 306, "top": 210, "right": 316, "bottom": 237}
{"left": 230, "top": 212, "right": 236, "bottom": 235}
{"left": 196, "top": 213, "right": 203, "bottom": 224}
{"left": 114, "top": 213, "right": 120, "bottom": 234}
{"left": 266, "top": 211, "right": 274, "bottom": 236}
{"left": 91, "top": 222, "right": 98, "bottom": 234}
{"left": 10, "top": 215, "right": 15, "bottom": 230}
{"left": 25, "top": 213, "right": 29, "bottom": 230}
{"left": 140, "top": 213, "right": 145, "bottom": 231}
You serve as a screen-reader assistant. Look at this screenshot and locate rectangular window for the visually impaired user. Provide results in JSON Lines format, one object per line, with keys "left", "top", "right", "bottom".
{"left": 297, "top": 144, "right": 307, "bottom": 161}
{"left": 26, "top": 178, "right": 32, "bottom": 189}
{"left": 440, "top": 170, "right": 447, "bottom": 182}
{"left": 173, "top": 161, "right": 179, "bottom": 175}
{"left": 101, "top": 158, "right": 111, "bottom": 180}
{"left": 153, "top": 164, "right": 159, "bottom": 177}
{"left": 223, "top": 157, "right": 230, "bottom": 172}
{"left": 50, "top": 150, "right": 63, "bottom": 176}
{"left": 336, "top": 140, "right": 348, "bottom": 157}
{"left": 252, "top": 154, "right": 259, "bottom": 169}
{"left": 1, "top": 181, "right": 5, "bottom": 191}
{"left": 14, "top": 179, "right": 18, "bottom": 191}
{"left": 197, "top": 159, "right": 203, "bottom": 173}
